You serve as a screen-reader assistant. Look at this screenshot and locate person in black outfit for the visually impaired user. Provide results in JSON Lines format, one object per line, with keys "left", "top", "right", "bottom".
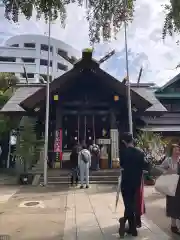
{"left": 70, "top": 144, "right": 79, "bottom": 186}
{"left": 119, "top": 133, "right": 148, "bottom": 238}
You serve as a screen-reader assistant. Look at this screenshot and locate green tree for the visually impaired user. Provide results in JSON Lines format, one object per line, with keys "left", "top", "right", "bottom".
{"left": 136, "top": 131, "right": 167, "bottom": 180}
{"left": 0, "top": 73, "right": 19, "bottom": 136}
{"left": 3, "top": 0, "right": 135, "bottom": 43}
{"left": 0, "top": 72, "right": 18, "bottom": 92}
{"left": 163, "top": 0, "right": 180, "bottom": 40}
{"left": 136, "top": 131, "right": 167, "bottom": 163}
{"left": 15, "top": 117, "right": 40, "bottom": 173}
{"left": 4, "top": 0, "right": 180, "bottom": 44}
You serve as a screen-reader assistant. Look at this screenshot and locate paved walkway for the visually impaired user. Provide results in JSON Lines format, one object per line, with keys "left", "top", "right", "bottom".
{"left": 0, "top": 186, "right": 67, "bottom": 240}
{"left": 0, "top": 185, "right": 174, "bottom": 240}
{"left": 0, "top": 186, "right": 18, "bottom": 203}
{"left": 64, "top": 186, "right": 171, "bottom": 240}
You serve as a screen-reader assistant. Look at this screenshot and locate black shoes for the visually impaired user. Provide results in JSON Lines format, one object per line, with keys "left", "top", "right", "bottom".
{"left": 119, "top": 217, "right": 126, "bottom": 238}
{"left": 136, "top": 216, "right": 142, "bottom": 228}
{"left": 80, "top": 185, "right": 89, "bottom": 189}
{"left": 171, "top": 226, "right": 180, "bottom": 235}
{"left": 118, "top": 217, "right": 138, "bottom": 238}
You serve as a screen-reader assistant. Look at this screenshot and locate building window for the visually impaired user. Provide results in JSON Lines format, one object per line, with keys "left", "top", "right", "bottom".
{"left": 24, "top": 43, "right": 36, "bottom": 48}
{"left": 57, "top": 48, "right": 67, "bottom": 58}
{"left": 0, "top": 57, "right": 16, "bottom": 62}
{"left": 40, "top": 59, "right": 52, "bottom": 67}
{"left": 11, "top": 44, "right": 19, "bottom": 47}
{"left": 22, "top": 58, "right": 35, "bottom": 63}
{"left": 21, "top": 73, "right": 34, "bottom": 78}
{"left": 57, "top": 62, "right": 68, "bottom": 71}
{"left": 41, "top": 44, "right": 53, "bottom": 52}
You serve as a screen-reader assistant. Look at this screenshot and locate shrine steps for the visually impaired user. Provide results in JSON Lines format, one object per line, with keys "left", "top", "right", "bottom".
{"left": 39, "top": 169, "right": 120, "bottom": 185}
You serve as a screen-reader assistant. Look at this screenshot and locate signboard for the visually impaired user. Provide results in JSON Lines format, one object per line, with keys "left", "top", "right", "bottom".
{"left": 97, "top": 138, "right": 111, "bottom": 145}
{"left": 110, "top": 129, "right": 119, "bottom": 161}
{"left": 54, "top": 129, "right": 62, "bottom": 160}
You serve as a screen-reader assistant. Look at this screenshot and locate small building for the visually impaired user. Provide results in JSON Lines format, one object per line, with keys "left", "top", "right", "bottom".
{"left": 1, "top": 50, "right": 166, "bottom": 169}
{"left": 141, "top": 73, "right": 180, "bottom": 143}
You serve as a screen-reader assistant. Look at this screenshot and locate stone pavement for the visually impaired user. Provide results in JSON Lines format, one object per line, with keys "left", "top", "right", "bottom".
{"left": 144, "top": 186, "right": 180, "bottom": 240}
{"left": 0, "top": 185, "right": 175, "bottom": 240}
{"left": 0, "top": 185, "right": 67, "bottom": 240}
{"left": 64, "top": 185, "right": 172, "bottom": 240}
{"left": 0, "top": 186, "right": 18, "bottom": 203}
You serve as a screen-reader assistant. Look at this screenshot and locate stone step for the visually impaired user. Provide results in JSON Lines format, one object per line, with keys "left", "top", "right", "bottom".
{"left": 47, "top": 169, "right": 120, "bottom": 177}
{"left": 45, "top": 175, "right": 118, "bottom": 180}
{"left": 0, "top": 175, "right": 18, "bottom": 185}
{"left": 40, "top": 175, "right": 119, "bottom": 185}
{"left": 40, "top": 180, "right": 118, "bottom": 185}
{"left": 39, "top": 169, "right": 121, "bottom": 185}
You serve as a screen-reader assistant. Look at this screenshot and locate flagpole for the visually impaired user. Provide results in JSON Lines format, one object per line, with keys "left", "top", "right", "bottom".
{"left": 43, "top": 15, "right": 51, "bottom": 186}
{"left": 124, "top": 0, "right": 133, "bottom": 135}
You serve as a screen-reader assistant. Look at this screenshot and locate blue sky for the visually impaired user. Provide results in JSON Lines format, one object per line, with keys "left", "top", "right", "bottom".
{"left": 0, "top": 0, "right": 180, "bottom": 86}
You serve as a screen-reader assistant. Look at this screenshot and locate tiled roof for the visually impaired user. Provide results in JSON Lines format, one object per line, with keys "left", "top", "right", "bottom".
{"left": 139, "top": 126, "right": 180, "bottom": 132}
{"left": 0, "top": 86, "right": 42, "bottom": 112}
{"left": 132, "top": 87, "right": 167, "bottom": 112}
{"left": 141, "top": 113, "right": 180, "bottom": 125}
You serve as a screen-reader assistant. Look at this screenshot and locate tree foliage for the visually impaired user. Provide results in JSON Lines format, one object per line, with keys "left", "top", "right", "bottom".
{"left": 3, "top": 0, "right": 135, "bottom": 43}
{"left": 0, "top": 73, "right": 19, "bottom": 135}
{"left": 136, "top": 131, "right": 167, "bottom": 163}
{"left": 163, "top": 0, "right": 180, "bottom": 39}
{"left": 0, "top": 72, "right": 19, "bottom": 93}
{"left": 0, "top": 72, "right": 18, "bottom": 109}
{"left": 15, "top": 117, "right": 39, "bottom": 172}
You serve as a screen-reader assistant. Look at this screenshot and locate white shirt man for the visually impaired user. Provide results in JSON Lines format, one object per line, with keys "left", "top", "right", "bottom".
{"left": 78, "top": 145, "right": 91, "bottom": 188}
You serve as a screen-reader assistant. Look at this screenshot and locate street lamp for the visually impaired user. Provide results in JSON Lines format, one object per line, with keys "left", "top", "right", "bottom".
{"left": 124, "top": 0, "right": 133, "bottom": 135}
{"left": 43, "top": 16, "right": 51, "bottom": 186}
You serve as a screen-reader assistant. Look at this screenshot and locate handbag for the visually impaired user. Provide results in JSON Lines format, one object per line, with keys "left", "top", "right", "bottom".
{"left": 155, "top": 174, "right": 179, "bottom": 197}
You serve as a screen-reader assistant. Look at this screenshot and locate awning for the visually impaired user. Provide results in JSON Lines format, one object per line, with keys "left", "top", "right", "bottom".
{"left": 139, "top": 126, "right": 180, "bottom": 132}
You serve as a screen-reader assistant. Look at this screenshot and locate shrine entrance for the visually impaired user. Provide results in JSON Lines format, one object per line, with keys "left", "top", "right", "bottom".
{"left": 62, "top": 112, "right": 110, "bottom": 151}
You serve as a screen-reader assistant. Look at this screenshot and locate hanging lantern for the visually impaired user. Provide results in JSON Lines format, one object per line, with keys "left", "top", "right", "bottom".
{"left": 53, "top": 95, "right": 58, "bottom": 101}
{"left": 114, "top": 95, "right": 119, "bottom": 101}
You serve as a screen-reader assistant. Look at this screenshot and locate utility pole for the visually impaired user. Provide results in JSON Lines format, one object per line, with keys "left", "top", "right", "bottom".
{"left": 43, "top": 15, "right": 51, "bottom": 186}
{"left": 124, "top": 0, "right": 133, "bottom": 135}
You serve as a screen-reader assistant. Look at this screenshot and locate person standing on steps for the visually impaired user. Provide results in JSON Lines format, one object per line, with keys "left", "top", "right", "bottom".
{"left": 119, "top": 132, "right": 148, "bottom": 238}
{"left": 70, "top": 143, "right": 80, "bottom": 186}
{"left": 78, "top": 144, "right": 91, "bottom": 189}
{"left": 90, "top": 143, "right": 100, "bottom": 170}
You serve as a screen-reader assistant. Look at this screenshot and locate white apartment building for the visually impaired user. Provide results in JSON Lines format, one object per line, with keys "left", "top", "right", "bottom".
{"left": 0, "top": 34, "right": 80, "bottom": 83}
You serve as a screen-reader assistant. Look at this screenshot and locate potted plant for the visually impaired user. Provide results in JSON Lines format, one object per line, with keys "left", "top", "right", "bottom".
{"left": 136, "top": 131, "right": 166, "bottom": 186}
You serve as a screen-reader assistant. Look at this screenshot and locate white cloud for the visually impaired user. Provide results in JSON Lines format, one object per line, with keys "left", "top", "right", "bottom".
{"left": 0, "top": 0, "right": 180, "bottom": 86}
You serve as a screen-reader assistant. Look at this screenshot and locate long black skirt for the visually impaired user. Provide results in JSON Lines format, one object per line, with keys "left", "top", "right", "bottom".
{"left": 166, "top": 177, "right": 180, "bottom": 219}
